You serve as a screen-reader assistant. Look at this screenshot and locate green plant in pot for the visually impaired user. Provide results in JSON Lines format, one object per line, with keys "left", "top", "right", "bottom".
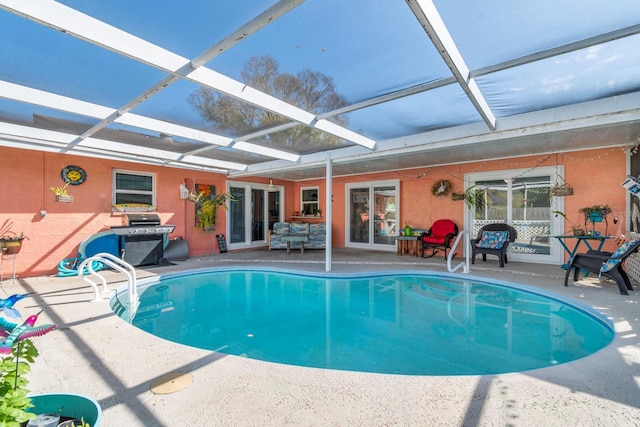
{"left": 0, "top": 311, "right": 57, "bottom": 426}
{"left": 452, "top": 185, "right": 486, "bottom": 210}
{"left": 578, "top": 205, "right": 612, "bottom": 235}
{"left": 0, "top": 219, "right": 28, "bottom": 256}
{"left": 553, "top": 210, "right": 586, "bottom": 236}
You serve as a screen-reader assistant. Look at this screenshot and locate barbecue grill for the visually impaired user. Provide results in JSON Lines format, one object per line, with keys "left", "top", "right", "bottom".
{"left": 111, "top": 214, "right": 175, "bottom": 266}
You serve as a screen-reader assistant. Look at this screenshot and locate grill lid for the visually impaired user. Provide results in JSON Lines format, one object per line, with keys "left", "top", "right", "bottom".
{"left": 123, "top": 213, "right": 161, "bottom": 226}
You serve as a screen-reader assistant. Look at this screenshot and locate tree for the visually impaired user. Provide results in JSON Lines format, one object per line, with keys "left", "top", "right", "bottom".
{"left": 189, "top": 55, "right": 349, "bottom": 149}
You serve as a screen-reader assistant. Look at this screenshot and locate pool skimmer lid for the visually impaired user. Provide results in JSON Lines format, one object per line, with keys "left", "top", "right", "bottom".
{"left": 150, "top": 372, "right": 193, "bottom": 394}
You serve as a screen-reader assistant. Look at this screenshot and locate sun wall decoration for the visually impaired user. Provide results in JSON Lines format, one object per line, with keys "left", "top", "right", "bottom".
{"left": 60, "top": 165, "right": 86, "bottom": 185}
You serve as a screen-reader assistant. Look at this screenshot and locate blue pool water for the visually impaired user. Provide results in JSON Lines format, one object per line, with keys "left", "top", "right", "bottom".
{"left": 114, "top": 269, "right": 614, "bottom": 375}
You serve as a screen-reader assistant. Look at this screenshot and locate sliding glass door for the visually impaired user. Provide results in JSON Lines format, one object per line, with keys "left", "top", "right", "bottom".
{"left": 346, "top": 180, "right": 398, "bottom": 250}
{"left": 467, "top": 167, "right": 564, "bottom": 264}
{"left": 228, "top": 181, "right": 282, "bottom": 248}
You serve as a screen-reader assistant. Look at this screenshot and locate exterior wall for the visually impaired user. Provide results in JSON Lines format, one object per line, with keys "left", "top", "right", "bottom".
{"left": 0, "top": 145, "right": 629, "bottom": 277}
{"left": 0, "top": 147, "right": 232, "bottom": 277}
{"left": 291, "top": 147, "right": 628, "bottom": 258}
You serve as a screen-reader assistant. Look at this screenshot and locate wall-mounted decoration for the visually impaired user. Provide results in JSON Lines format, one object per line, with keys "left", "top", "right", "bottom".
{"left": 50, "top": 183, "right": 73, "bottom": 203}
{"left": 431, "top": 180, "right": 452, "bottom": 197}
{"left": 61, "top": 165, "right": 86, "bottom": 185}
{"left": 194, "top": 184, "right": 216, "bottom": 230}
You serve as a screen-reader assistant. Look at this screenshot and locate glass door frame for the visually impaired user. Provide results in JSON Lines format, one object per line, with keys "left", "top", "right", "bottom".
{"left": 345, "top": 179, "right": 399, "bottom": 252}
{"left": 227, "top": 180, "right": 284, "bottom": 250}
{"left": 464, "top": 166, "right": 565, "bottom": 265}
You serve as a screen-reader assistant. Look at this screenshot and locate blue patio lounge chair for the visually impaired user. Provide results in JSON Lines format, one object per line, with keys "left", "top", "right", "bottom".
{"left": 564, "top": 239, "right": 640, "bottom": 295}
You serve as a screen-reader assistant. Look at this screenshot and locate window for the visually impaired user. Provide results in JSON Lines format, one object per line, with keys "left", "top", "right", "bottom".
{"left": 112, "top": 170, "right": 155, "bottom": 205}
{"left": 301, "top": 187, "right": 319, "bottom": 215}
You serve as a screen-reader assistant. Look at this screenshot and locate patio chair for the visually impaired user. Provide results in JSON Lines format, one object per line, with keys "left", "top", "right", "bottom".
{"left": 564, "top": 239, "right": 640, "bottom": 295}
{"left": 471, "top": 223, "right": 518, "bottom": 268}
{"left": 421, "top": 219, "right": 458, "bottom": 259}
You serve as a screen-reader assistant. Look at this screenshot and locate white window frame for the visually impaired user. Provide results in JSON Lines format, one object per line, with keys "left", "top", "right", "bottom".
{"left": 112, "top": 169, "right": 156, "bottom": 206}
{"left": 300, "top": 186, "right": 319, "bottom": 215}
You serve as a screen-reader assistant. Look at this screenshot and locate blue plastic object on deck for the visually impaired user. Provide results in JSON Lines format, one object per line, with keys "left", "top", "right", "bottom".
{"left": 56, "top": 231, "right": 120, "bottom": 277}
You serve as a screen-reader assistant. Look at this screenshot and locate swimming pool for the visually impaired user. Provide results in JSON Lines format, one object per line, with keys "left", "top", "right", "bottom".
{"left": 112, "top": 268, "right": 614, "bottom": 375}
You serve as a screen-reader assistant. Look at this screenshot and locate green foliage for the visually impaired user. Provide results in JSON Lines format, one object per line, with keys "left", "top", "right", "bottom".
{"left": 188, "top": 55, "right": 349, "bottom": 148}
{"left": 578, "top": 204, "right": 612, "bottom": 217}
{"left": 69, "top": 417, "right": 91, "bottom": 427}
{"left": 196, "top": 192, "right": 235, "bottom": 229}
{"left": 0, "top": 339, "right": 38, "bottom": 426}
{"left": 464, "top": 185, "right": 486, "bottom": 210}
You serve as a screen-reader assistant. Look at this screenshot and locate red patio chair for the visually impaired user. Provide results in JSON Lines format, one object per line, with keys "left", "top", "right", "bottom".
{"left": 421, "top": 219, "right": 458, "bottom": 259}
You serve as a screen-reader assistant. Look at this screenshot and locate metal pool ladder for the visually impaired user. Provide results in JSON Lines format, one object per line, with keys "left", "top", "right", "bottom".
{"left": 78, "top": 252, "right": 139, "bottom": 323}
{"left": 447, "top": 230, "right": 471, "bottom": 274}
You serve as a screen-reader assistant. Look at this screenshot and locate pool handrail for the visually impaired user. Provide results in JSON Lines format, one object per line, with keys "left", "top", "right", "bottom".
{"left": 78, "top": 253, "right": 138, "bottom": 322}
{"left": 448, "top": 230, "right": 470, "bottom": 273}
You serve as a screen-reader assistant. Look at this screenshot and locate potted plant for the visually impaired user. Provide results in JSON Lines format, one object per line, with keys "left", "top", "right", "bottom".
{"left": 0, "top": 232, "right": 28, "bottom": 255}
{"left": 452, "top": 184, "right": 486, "bottom": 210}
{"left": 553, "top": 210, "right": 585, "bottom": 236}
{"left": 0, "top": 310, "right": 101, "bottom": 426}
{"left": 50, "top": 183, "right": 73, "bottom": 203}
{"left": 549, "top": 176, "right": 574, "bottom": 197}
{"left": 578, "top": 205, "right": 612, "bottom": 223}
{"left": 578, "top": 204, "right": 612, "bottom": 235}
{"left": 195, "top": 192, "right": 235, "bottom": 231}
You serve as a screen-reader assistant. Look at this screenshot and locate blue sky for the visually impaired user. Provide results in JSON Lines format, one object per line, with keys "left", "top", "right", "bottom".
{"left": 1, "top": 0, "right": 639, "bottom": 141}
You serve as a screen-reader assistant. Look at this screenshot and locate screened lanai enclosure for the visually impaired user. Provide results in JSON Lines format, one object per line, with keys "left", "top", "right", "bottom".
{"left": 0, "top": 0, "right": 639, "bottom": 181}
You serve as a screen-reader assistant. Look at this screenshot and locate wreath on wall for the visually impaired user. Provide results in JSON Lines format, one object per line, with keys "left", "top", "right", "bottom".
{"left": 431, "top": 180, "right": 452, "bottom": 197}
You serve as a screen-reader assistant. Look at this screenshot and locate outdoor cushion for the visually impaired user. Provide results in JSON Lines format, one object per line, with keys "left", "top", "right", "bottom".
{"left": 273, "top": 222, "right": 289, "bottom": 235}
{"left": 476, "top": 231, "right": 509, "bottom": 249}
{"left": 430, "top": 220, "right": 453, "bottom": 238}
{"left": 601, "top": 240, "right": 637, "bottom": 272}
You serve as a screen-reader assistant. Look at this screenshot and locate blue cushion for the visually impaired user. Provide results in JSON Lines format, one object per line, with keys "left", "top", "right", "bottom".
{"left": 476, "top": 231, "right": 509, "bottom": 249}
{"left": 601, "top": 240, "right": 637, "bottom": 273}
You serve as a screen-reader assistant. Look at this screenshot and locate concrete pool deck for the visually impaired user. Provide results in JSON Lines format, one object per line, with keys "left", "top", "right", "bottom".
{"left": 2, "top": 248, "right": 639, "bottom": 426}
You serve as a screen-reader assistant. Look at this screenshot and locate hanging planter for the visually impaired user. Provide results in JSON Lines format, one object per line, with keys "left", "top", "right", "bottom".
{"left": 550, "top": 176, "right": 574, "bottom": 197}
{"left": 452, "top": 185, "right": 485, "bottom": 209}
{"left": 550, "top": 183, "right": 574, "bottom": 197}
